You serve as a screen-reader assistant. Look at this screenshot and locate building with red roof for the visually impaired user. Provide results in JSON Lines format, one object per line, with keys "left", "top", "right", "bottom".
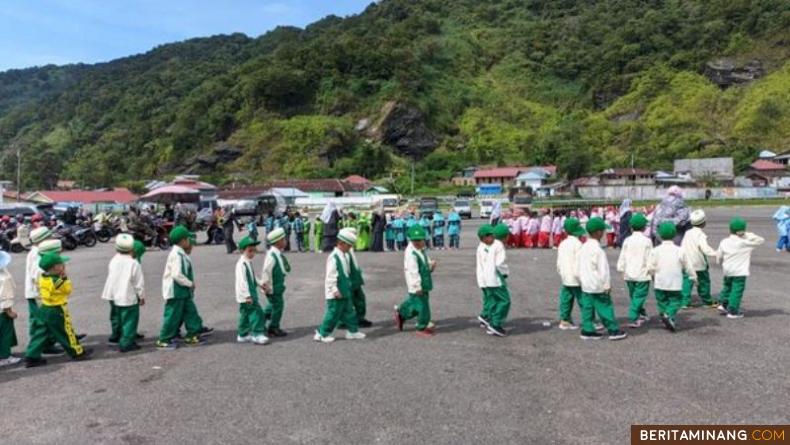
{"left": 473, "top": 165, "right": 557, "bottom": 188}
{"left": 343, "top": 175, "right": 372, "bottom": 185}
{"left": 25, "top": 188, "right": 138, "bottom": 205}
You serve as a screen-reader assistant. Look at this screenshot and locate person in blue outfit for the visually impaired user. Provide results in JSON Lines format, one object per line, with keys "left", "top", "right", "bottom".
{"left": 447, "top": 211, "right": 462, "bottom": 249}
{"left": 432, "top": 211, "right": 445, "bottom": 249}
{"left": 393, "top": 214, "right": 407, "bottom": 250}
{"left": 773, "top": 206, "right": 790, "bottom": 252}
{"left": 419, "top": 214, "right": 433, "bottom": 249}
{"left": 385, "top": 216, "right": 395, "bottom": 251}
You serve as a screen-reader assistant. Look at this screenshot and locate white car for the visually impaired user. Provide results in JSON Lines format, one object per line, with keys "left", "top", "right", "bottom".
{"left": 479, "top": 199, "right": 497, "bottom": 219}
{"left": 453, "top": 199, "right": 472, "bottom": 219}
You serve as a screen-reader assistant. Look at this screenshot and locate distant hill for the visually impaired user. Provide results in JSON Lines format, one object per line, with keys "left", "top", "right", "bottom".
{"left": 1, "top": 0, "right": 788, "bottom": 191}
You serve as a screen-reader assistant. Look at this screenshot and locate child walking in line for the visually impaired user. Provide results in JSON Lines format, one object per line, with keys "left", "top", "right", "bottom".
{"left": 616, "top": 213, "right": 653, "bottom": 329}
{"left": 680, "top": 210, "right": 719, "bottom": 309}
{"left": 577, "top": 218, "right": 627, "bottom": 341}
{"left": 100, "top": 234, "right": 145, "bottom": 352}
{"left": 235, "top": 236, "right": 269, "bottom": 345}
{"left": 261, "top": 228, "right": 291, "bottom": 337}
{"left": 556, "top": 218, "right": 586, "bottom": 330}
{"left": 0, "top": 251, "right": 21, "bottom": 367}
{"left": 314, "top": 228, "right": 367, "bottom": 343}
{"left": 649, "top": 223, "right": 696, "bottom": 332}
{"left": 476, "top": 224, "right": 511, "bottom": 337}
{"left": 393, "top": 226, "right": 437, "bottom": 337}
{"left": 716, "top": 218, "right": 764, "bottom": 319}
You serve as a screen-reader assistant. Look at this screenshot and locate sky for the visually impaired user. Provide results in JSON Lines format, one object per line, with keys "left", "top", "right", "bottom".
{"left": 0, "top": 0, "right": 373, "bottom": 71}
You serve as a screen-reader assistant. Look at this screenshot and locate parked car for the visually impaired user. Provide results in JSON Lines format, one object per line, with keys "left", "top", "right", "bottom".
{"left": 453, "top": 199, "right": 472, "bottom": 219}
{"left": 479, "top": 199, "right": 505, "bottom": 219}
{"left": 418, "top": 197, "right": 439, "bottom": 218}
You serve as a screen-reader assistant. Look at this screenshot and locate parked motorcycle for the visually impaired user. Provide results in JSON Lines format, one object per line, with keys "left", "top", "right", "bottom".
{"left": 93, "top": 215, "right": 121, "bottom": 243}
{"left": 56, "top": 226, "right": 79, "bottom": 251}
{"left": 131, "top": 219, "right": 171, "bottom": 250}
{"left": 73, "top": 224, "right": 98, "bottom": 247}
{"left": 10, "top": 224, "right": 30, "bottom": 253}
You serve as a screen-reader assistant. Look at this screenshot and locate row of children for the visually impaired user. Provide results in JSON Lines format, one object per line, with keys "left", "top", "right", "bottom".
{"left": 555, "top": 209, "right": 763, "bottom": 340}
{"left": 385, "top": 211, "right": 463, "bottom": 251}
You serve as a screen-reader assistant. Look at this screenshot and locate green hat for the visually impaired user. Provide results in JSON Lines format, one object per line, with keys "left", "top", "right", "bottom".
{"left": 729, "top": 217, "right": 747, "bottom": 233}
{"left": 657, "top": 222, "right": 677, "bottom": 240}
{"left": 563, "top": 218, "right": 585, "bottom": 237}
{"left": 477, "top": 224, "right": 495, "bottom": 239}
{"left": 238, "top": 236, "right": 260, "bottom": 251}
{"left": 407, "top": 225, "right": 426, "bottom": 241}
{"left": 629, "top": 213, "right": 648, "bottom": 231}
{"left": 133, "top": 240, "right": 146, "bottom": 262}
{"left": 493, "top": 223, "right": 509, "bottom": 241}
{"left": 39, "top": 252, "right": 69, "bottom": 271}
{"left": 169, "top": 225, "right": 192, "bottom": 244}
{"left": 585, "top": 217, "right": 606, "bottom": 234}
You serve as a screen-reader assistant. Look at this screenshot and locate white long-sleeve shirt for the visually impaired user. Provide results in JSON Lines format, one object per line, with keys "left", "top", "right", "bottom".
{"left": 680, "top": 227, "right": 718, "bottom": 272}
{"left": 235, "top": 256, "right": 259, "bottom": 303}
{"left": 649, "top": 241, "right": 694, "bottom": 291}
{"left": 551, "top": 217, "right": 563, "bottom": 235}
{"left": 261, "top": 246, "right": 285, "bottom": 289}
{"left": 0, "top": 268, "right": 15, "bottom": 310}
{"left": 25, "top": 246, "right": 40, "bottom": 300}
{"left": 517, "top": 216, "right": 529, "bottom": 232}
{"left": 577, "top": 238, "right": 610, "bottom": 294}
{"left": 404, "top": 243, "right": 426, "bottom": 294}
{"left": 556, "top": 236, "right": 582, "bottom": 286}
{"left": 616, "top": 231, "right": 653, "bottom": 282}
{"left": 476, "top": 241, "right": 508, "bottom": 288}
{"left": 325, "top": 248, "right": 350, "bottom": 300}
{"left": 717, "top": 233, "right": 764, "bottom": 277}
{"left": 100, "top": 254, "right": 145, "bottom": 306}
{"left": 161, "top": 245, "right": 193, "bottom": 300}
{"left": 540, "top": 215, "right": 552, "bottom": 232}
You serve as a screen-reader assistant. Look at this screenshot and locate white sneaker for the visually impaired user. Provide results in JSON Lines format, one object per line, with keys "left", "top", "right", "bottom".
{"left": 345, "top": 331, "right": 366, "bottom": 340}
{"left": 594, "top": 323, "right": 605, "bottom": 332}
{"left": 0, "top": 356, "right": 22, "bottom": 367}
{"left": 251, "top": 335, "right": 270, "bottom": 345}
{"left": 236, "top": 335, "right": 252, "bottom": 343}
{"left": 558, "top": 321, "right": 578, "bottom": 330}
{"left": 716, "top": 304, "right": 728, "bottom": 314}
{"left": 426, "top": 321, "right": 437, "bottom": 330}
{"left": 313, "top": 331, "right": 335, "bottom": 343}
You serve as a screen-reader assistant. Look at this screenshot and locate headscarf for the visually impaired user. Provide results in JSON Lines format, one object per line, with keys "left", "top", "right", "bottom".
{"left": 667, "top": 186, "right": 684, "bottom": 198}
{"left": 618, "top": 199, "right": 632, "bottom": 218}
{"left": 772, "top": 206, "right": 790, "bottom": 221}
{"left": 320, "top": 202, "right": 337, "bottom": 224}
{"left": 490, "top": 201, "right": 502, "bottom": 221}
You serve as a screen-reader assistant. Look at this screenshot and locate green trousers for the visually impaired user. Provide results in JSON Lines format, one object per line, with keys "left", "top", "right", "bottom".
{"left": 158, "top": 298, "right": 202, "bottom": 342}
{"left": 654, "top": 289, "right": 682, "bottom": 321}
{"left": 263, "top": 292, "right": 285, "bottom": 330}
{"left": 626, "top": 281, "right": 650, "bottom": 322}
{"left": 483, "top": 287, "right": 511, "bottom": 329}
{"left": 719, "top": 276, "right": 747, "bottom": 314}
{"left": 25, "top": 305, "right": 84, "bottom": 359}
{"left": 238, "top": 299, "right": 265, "bottom": 337}
{"left": 480, "top": 290, "right": 493, "bottom": 321}
{"left": 558, "top": 285, "right": 581, "bottom": 323}
{"left": 318, "top": 298, "right": 359, "bottom": 336}
{"left": 0, "top": 312, "right": 18, "bottom": 359}
{"left": 351, "top": 288, "right": 367, "bottom": 322}
{"left": 398, "top": 292, "right": 431, "bottom": 331}
{"left": 109, "top": 303, "right": 140, "bottom": 349}
{"left": 27, "top": 299, "right": 54, "bottom": 350}
{"left": 681, "top": 269, "right": 713, "bottom": 306}
{"left": 580, "top": 292, "right": 619, "bottom": 335}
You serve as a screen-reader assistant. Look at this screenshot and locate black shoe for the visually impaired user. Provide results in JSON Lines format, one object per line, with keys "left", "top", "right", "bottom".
{"left": 136, "top": 333, "right": 145, "bottom": 340}
{"left": 25, "top": 357, "right": 48, "bottom": 368}
{"left": 199, "top": 327, "right": 214, "bottom": 337}
{"left": 580, "top": 331, "right": 603, "bottom": 340}
{"left": 267, "top": 328, "right": 287, "bottom": 338}
{"left": 486, "top": 325, "right": 507, "bottom": 337}
{"left": 119, "top": 343, "right": 142, "bottom": 353}
{"left": 608, "top": 330, "right": 628, "bottom": 341}
{"left": 72, "top": 348, "right": 94, "bottom": 361}
{"left": 358, "top": 319, "right": 373, "bottom": 328}
{"left": 76, "top": 334, "right": 87, "bottom": 341}
{"left": 108, "top": 337, "right": 120, "bottom": 344}
{"left": 42, "top": 346, "right": 65, "bottom": 355}
{"left": 661, "top": 315, "right": 677, "bottom": 332}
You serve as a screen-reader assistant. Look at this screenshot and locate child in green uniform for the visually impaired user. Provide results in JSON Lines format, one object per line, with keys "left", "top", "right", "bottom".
{"left": 314, "top": 228, "right": 367, "bottom": 343}
{"left": 235, "top": 236, "right": 269, "bottom": 345}
{"left": 25, "top": 253, "right": 93, "bottom": 367}
{"left": 616, "top": 213, "right": 653, "bottom": 328}
{"left": 345, "top": 228, "right": 373, "bottom": 327}
{"left": 716, "top": 218, "right": 764, "bottom": 318}
{"left": 0, "top": 251, "right": 21, "bottom": 367}
{"left": 261, "top": 228, "right": 290, "bottom": 337}
{"left": 476, "top": 224, "right": 511, "bottom": 337}
{"left": 393, "top": 226, "right": 437, "bottom": 337}
{"left": 100, "top": 234, "right": 145, "bottom": 352}
{"left": 156, "top": 226, "right": 208, "bottom": 349}
{"left": 649, "top": 223, "right": 696, "bottom": 332}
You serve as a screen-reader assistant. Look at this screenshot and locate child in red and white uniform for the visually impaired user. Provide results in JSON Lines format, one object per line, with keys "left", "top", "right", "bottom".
{"left": 605, "top": 206, "right": 618, "bottom": 247}
{"left": 527, "top": 212, "right": 540, "bottom": 248}
{"left": 520, "top": 212, "right": 532, "bottom": 248}
{"left": 538, "top": 209, "right": 552, "bottom": 248}
{"left": 507, "top": 212, "right": 521, "bottom": 248}
{"left": 551, "top": 210, "right": 564, "bottom": 248}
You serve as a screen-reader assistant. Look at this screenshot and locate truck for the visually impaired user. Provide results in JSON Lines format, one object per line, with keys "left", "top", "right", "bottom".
{"left": 509, "top": 186, "right": 534, "bottom": 211}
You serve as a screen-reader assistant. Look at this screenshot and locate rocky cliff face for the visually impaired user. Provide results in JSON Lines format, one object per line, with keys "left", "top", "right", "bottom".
{"left": 179, "top": 142, "right": 243, "bottom": 174}
{"left": 365, "top": 101, "right": 438, "bottom": 158}
{"left": 704, "top": 58, "right": 764, "bottom": 89}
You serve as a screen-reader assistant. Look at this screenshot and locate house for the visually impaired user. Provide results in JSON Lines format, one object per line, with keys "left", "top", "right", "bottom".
{"left": 674, "top": 157, "right": 734, "bottom": 181}
{"left": 451, "top": 166, "right": 479, "bottom": 186}
{"left": 745, "top": 160, "right": 787, "bottom": 178}
{"left": 267, "top": 179, "right": 367, "bottom": 198}
{"left": 343, "top": 175, "right": 372, "bottom": 186}
{"left": 25, "top": 188, "right": 138, "bottom": 206}
{"left": 654, "top": 171, "right": 696, "bottom": 185}
{"left": 769, "top": 151, "right": 790, "bottom": 166}
{"left": 264, "top": 187, "right": 309, "bottom": 205}
{"left": 473, "top": 165, "right": 556, "bottom": 189}
{"left": 598, "top": 168, "right": 655, "bottom": 186}
{"left": 515, "top": 171, "right": 549, "bottom": 190}
{"left": 170, "top": 177, "right": 219, "bottom": 201}
{"left": 364, "top": 185, "right": 389, "bottom": 196}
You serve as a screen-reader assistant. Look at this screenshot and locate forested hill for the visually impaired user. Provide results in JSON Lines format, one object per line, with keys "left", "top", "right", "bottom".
{"left": 1, "top": 0, "right": 788, "bottom": 191}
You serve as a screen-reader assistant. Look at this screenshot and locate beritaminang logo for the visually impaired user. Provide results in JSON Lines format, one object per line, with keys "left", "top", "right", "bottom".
{"left": 631, "top": 425, "right": 789, "bottom": 444}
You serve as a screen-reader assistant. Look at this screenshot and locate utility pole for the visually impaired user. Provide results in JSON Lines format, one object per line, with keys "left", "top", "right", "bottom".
{"left": 410, "top": 158, "right": 415, "bottom": 196}
{"left": 16, "top": 143, "right": 21, "bottom": 201}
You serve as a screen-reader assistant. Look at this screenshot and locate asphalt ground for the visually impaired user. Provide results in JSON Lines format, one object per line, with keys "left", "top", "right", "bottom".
{"left": 1, "top": 207, "right": 788, "bottom": 444}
